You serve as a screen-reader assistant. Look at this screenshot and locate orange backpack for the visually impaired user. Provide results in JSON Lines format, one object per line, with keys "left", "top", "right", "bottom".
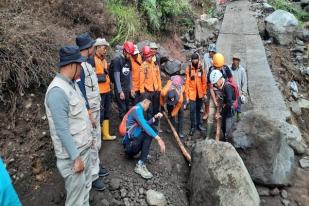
{"left": 118, "top": 106, "right": 138, "bottom": 136}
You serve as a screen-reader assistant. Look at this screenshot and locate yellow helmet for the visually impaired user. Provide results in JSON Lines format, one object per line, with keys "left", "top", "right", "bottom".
{"left": 213, "top": 53, "right": 225, "bottom": 68}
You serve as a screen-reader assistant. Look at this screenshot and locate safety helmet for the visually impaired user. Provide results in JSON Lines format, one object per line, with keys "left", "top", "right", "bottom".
{"left": 123, "top": 41, "right": 135, "bottom": 55}
{"left": 209, "top": 69, "right": 223, "bottom": 84}
{"left": 213, "top": 53, "right": 225, "bottom": 68}
{"left": 208, "top": 44, "right": 217, "bottom": 52}
{"left": 142, "top": 46, "right": 153, "bottom": 58}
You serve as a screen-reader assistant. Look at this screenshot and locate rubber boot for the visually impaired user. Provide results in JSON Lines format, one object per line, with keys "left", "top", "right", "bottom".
{"left": 177, "top": 117, "right": 185, "bottom": 139}
{"left": 202, "top": 105, "right": 210, "bottom": 121}
{"left": 102, "top": 120, "right": 116, "bottom": 141}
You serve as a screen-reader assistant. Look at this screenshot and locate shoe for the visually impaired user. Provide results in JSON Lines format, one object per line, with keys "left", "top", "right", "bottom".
{"left": 178, "top": 132, "right": 185, "bottom": 139}
{"left": 92, "top": 179, "right": 106, "bottom": 191}
{"left": 134, "top": 164, "right": 153, "bottom": 179}
{"left": 197, "top": 124, "right": 207, "bottom": 131}
{"left": 189, "top": 128, "right": 195, "bottom": 136}
{"left": 102, "top": 120, "right": 117, "bottom": 141}
{"left": 99, "top": 165, "right": 109, "bottom": 177}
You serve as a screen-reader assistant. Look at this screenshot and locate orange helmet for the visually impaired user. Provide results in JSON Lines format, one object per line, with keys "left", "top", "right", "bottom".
{"left": 142, "top": 46, "right": 153, "bottom": 58}
{"left": 213, "top": 53, "right": 225, "bottom": 68}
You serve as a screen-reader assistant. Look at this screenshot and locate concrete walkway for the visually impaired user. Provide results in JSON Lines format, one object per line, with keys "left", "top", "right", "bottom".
{"left": 216, "top": 0, "right": 290, "bottom": 122}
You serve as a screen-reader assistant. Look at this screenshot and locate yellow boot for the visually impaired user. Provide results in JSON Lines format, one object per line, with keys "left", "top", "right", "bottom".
{"left": 102, "top": 120, "right": 116, "bottom": 141}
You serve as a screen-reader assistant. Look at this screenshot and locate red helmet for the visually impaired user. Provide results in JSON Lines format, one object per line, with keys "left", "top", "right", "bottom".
{"left": 142, "top": 46, "right": 153, "bottom": 58}
{"left": 123, "top": 41, "right": 134, "bottom": 55}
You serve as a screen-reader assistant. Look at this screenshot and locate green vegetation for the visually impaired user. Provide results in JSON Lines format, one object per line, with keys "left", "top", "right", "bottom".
{"left": 269, "top": 0, "right": 309, "bottom": 22}
{"left": 107, "top": 0, "right": 193, "bottom": 44}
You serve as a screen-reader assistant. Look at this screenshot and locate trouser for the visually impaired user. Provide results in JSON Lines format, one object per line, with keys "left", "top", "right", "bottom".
{"left": 90, "top": 109, "right": 101, "bottom": 181}
{"left": 236, "top": 96, "right": 242, "bottom": 113}
{"left": 100, "top": 92, "right": 111, "bottom": 122}
{"left": 206, "top": 97, "right": 216, "bottom": 138}
{"left": 123, "top": 133, "right": 153, "bottom": 163}
{"left": 221, "top": 112, "right": 235, "bottom": 140}
{"left": 144, "top": 91, "right": 160, "bottom": 120}
{"left": 56, "top": 148, "right": 92, "bottom": 206}
{"left": 189, "top": 98, "right": 203, "bottom": 128}
{"left": 115, "top": 89, "right": 130, "bottom": 120}
{"left": 133, "top": 91, "right": 142, "bottom": 105}
{"left": 167, "top": 104, "right": 184, "bottom": 133}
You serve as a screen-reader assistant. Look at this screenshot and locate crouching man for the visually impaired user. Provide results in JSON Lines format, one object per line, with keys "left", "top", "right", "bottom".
{"left": 120, "top": 98, "right": 166, "bottom": 179}
{"left": 45, "top": 46, "right": 92, "bottom": 206}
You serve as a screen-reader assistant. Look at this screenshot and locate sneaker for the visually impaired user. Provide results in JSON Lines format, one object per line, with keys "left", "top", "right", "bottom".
{"left": 99, "top": 165, "right": 109, "bottom": 177}
{"left": 134, "top": 164, "right": 153, "bottom": 179}
{"left": 92, "top": 178, "right": 106, "bottom": 191}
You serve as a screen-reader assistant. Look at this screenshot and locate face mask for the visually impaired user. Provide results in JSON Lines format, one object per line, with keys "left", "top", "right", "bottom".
{"left": 192, "top": 62, "right": 199, "bottom": 68}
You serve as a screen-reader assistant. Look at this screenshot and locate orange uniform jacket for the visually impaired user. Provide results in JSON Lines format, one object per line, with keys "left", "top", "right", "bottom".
{"left": 130, "top": 54, "right": 142, "bottom": 92}
{"left": 140, "top": 60, "right": 162, "bottom": 93}
{"left": 160, "top": 80, "right": 184, "bottom": 117}
{"left": 94, "top": 55, "right": 111, "bottom": 94}
{"left": 185, "top": 63, "right": 207, "bottom": 101}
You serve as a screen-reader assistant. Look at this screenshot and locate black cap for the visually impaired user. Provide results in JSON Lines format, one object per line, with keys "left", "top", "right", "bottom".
{"left": 56, "top": 45, "right": 86, "bottom": 68}
{"left": 191, "top": 53, "right": 199, "bottom": 60}
{"left": 166, "top": 90, "right": 179, "bottom": 106}
{"left": 76, "top": 33, "right": 95, "bottom": 51}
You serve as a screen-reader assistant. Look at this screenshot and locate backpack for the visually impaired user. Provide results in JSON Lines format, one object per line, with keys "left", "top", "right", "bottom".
{"left": 109, "top": 56, "right": 125, "bottom": 83}
{"left": 119, "top": 106, "right": 138, "bottom": 136}
{"left": 225, "top": 80, "right": 240, "bottom": 110}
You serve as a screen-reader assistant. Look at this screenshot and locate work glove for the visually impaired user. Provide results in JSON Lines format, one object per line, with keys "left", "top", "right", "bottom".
{"left": 240, "top": 94, "right": 246, "bottom": 104}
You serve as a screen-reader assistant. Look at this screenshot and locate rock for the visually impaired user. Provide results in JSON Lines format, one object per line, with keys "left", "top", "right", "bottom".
{"left": 270, "top": 188, "right": 280, "bottom": 196}
{"left": 146, "top": 190, "right": 167, "bottom": 206}
{"left": 290, "top": 101, "right": 301, "bottom": 115}
{"left": 282, "top": 199, "right": 290, "bottom": 206}
{"left": 297, "top": 98, "right": 309, "bottom": 109}
{"left": 256, "top": 186, "right": 271, "bottom": 196}
{"left": 263, "top": 3, "right": 275, "bottom": 12}
{"left": 120, "top": 188, "right": 127, "bottom": 198}
{"left": 296, "top": 38, "right": 305, "bottom": 46}
{"left": 183, "top": 42, "right": 196, "bottom": 50}
{"left": 138, "top": 188, "right": 144, "bottom": 195}
{"left": 291, "top": 46, "right": 305, "bottom": 53}
{"left": 299, "top": 156, "right": 309, "bottom": 168}
{"left": 188, "top": 140, "right": 260, "bottom": 206}
{"left": 296, "top": 29, "right": 309, "bottom": 42}
{"left": 194, "top": 15, "right": 219, "bottom": 43}
{"left": 101, "top": 199, "right": 110, "bottom": 206}
{"left": 109, "top": 178, "right": 122, "bottom": 191}
{"left": 231, "top": 111, "right": 295, "bottom": 186}
{"left": 161, "top": 60, "right": 181, "bottom": 75}
{"left": 281, "top": 189, "right": 288, "bottom": 199}
{"left": 265, "top": 10, "right": 299, "bottom": 45}
{"left": 301, "top": 0, "right": 309, "bottom": 7}
{"left": 288, "top": 140, "right": 307, "bottom": 155}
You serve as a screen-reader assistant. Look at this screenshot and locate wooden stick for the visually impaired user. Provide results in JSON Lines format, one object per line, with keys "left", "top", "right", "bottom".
{"left": 162, "top": 111, "right": 191, "bottom": 162}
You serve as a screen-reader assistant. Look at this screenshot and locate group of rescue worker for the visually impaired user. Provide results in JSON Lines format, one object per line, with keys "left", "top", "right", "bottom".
{"left": 42, "top": 32, "right": 248, "bottom": 206}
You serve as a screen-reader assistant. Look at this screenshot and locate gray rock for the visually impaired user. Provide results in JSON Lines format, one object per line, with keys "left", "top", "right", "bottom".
{"left": 281, "top": 189, "right": 288, "bottom": 199}
{"left": 188, "top": 140, "right": 260, "bottom": 206}
{"left": 288, "top": 140, "right": 307, "bottom": 155}
{"left": 270, "top": 188, "right": 280, "bottom": 196}
{"left": 146, "top": 190, "right": 167, "bottom": 206}
{"left": 160, "top": 60, "right": 181, "bottom": 75}
{"left": 120, "top": 188, "right": 127, "bottom": 198}
{"left": 296, "top": 29, "right": 309, "bottom": 42}
{"left": 297, "top": 98, "right": 309, "bottom": 109}
{"left": 263, "top": 3, "right": 275, "bottom": 12}
{"left": 101, "top": 199, "right": 110, "bottom": 206}
{"left": 109, "top": 178, "right": 122, "bottom": 191}
{"left": 256, "top": 186, "right": 271, "bottom": 196}
{"left": 265, "top": 10, "right": 299, "bottom": 45}
{"left": 282, "top": 199, "right": 290, "bottom": 206}
{"left": 299, "top": 156, "right": 309, "bottom": 168}
{"left": 231, "top": 111, "right": 295, "bottom": 186}
{"left": 195, "top": 15, "right": 219, "bottom": 43}
{"left": 290, "top": 101, "right": 301, "bottom": 115}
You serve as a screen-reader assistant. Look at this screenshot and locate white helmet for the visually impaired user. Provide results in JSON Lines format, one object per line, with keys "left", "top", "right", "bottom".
{"left": 210, "top": 70, "right": 223, "bottom": 84}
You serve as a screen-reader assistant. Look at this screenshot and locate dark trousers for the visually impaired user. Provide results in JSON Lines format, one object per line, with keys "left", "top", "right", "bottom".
{"left": 144, "top": 91, "right": 160, "bottom": 120}
{"left": 115, "top": 89, "right": 130, "bottom": 120}
{"left": 167, "top": 105, "right": 184, "bottom": 133}
{"left": 189, "top": 98, "right": 203, "bottom": 129}
{"left": 221, "top": 110, "right": 235, "bottom": 140}
{"left": 100, "top": 92, "right": 111, "bottom": 123}
{"left": 124, "top": 133, "right": 153, "bottom": 163}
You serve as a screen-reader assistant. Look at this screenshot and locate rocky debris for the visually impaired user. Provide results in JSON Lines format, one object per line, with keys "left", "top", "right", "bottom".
{"left": 161, "top": 60, "right": 181, "bottom": 75}
{"left": 256, "top": 186, "right": 271, "bottom": 196}
{"left": 146, "top": 190, "right": 167, "bottom": 206}
{"left": 262, "top": 3, "right": 274, "bottom": 12}
{"left": 288, "top": 140, "right": 307, "bottom": 155}
{"left": 109, "top": 178, "right": 122, "bottom": 191}
{"left": 270, "top": 187, "right": 280, "bottom": 196}
{"left": 281, "top": 189, "right": 288, "bottom": 199}
{"left": 265, "top": 10, "right": 299, "bottom": 45}
{"left": 299, "top": 156, "right": 309, "bottom": 168}
{"left": 194, "top": 14, "right": 219, "bottom": 45}
{"left": 296, "top": 29, "right": 309, "bottom": 42}
{"left": 188, "top": 139, "right": 260, "bottom": 206}
{"left": 231, "top": 111, "right": 295, "bottom": 186}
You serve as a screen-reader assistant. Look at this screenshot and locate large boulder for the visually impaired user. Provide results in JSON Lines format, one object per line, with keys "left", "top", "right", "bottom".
{"left": 188, "top": 140, "right": 260, "bottom": 206}
{"left": 231, "top": 111, "right": 295, "bottom": 186}
{"left": 161, "top": 60, "right": 181, "bottom": 75}
{"left": 194, "top": 14, "right": 219, "bottom": 44}
{"left": 265, "top": 10, "right": 299, "bottom": 45}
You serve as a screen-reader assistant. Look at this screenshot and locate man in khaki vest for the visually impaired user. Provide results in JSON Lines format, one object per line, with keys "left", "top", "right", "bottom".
{"left": 45, "top": 45, "right": 92, "bottom": 206}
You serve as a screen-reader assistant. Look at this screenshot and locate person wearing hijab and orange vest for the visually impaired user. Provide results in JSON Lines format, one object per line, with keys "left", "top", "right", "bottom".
{"left": 160, "top": 75, "right": 185, "bottom": 138}
{"left": 140, "top": 46, "right": 162, "bottom": 122}
{"left": 185, "top": 53, "right": 207, "bottom": 136}
{"left": 94, "top": 38, "right": 116, "bottom": 141}
{"left": 130, "top": 45, "right": 142, "bottom": 104}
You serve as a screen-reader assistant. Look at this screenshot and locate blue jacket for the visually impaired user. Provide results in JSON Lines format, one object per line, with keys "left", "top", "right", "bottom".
{"left": 122, "top": 103, "right": 157, "bottom": 144}
{"left": 0, "top": 158, "right": 22, "bottom": 206}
